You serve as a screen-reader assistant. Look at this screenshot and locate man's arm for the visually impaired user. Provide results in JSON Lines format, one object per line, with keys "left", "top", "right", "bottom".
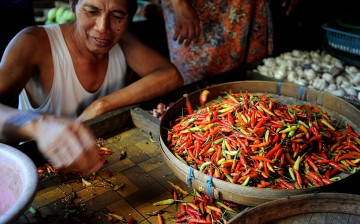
{"left": 0, "top": 27, "right": 103, "bottom": 176}
{"left": 78, "top": 32, "right": 183, "bottom": 121}
{"left": 0, "top": 26, "right": 43, "bottom": 105}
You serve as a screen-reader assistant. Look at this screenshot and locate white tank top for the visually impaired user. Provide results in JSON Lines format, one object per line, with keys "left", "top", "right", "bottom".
{"left": 18, "top": 24, "right": 127, "bottom": 119}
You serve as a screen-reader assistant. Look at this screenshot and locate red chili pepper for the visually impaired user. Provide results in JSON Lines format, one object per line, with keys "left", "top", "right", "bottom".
{"left": 275, "top": 147, "right": 283, "bottom": 160}
{"left": 186, "top": 205, "right": 202, "bottom": 217}
{"left": 176, "top": 217, "right": 187, "bottom": 223}
{"left": 249, "top": 142, "right": 269, "bottom": 149}
{"left": 328, "top": 161, "right": 345, "bottom": 171}
{"left": 184, "top": 94, "right": 193, "bottom": 114}
{"left": 127, "top": 217, "right": 135, "bottom": 224}
{"left": 277, "top": 178, "right": 295, "bottom": 189}
{"left": 346, "top": 125, "right": 360, "bottom": 139}
{"left": 188, "top": 218, "right": 210, "bottom": 224}
{"left": 46, "top": 164, "right": 57, "bottom": 173}
{"left": 338, "top": 152, "right": 360, "bottom": 161}
{"left": 344, "top": 142, "right": 360, "bottom": 153}
{"left": 293, "top": 167, "right": 302, "bottom": 187}
{"left": 265, "top": 143, "right": 281, "bottom": 158}
{"left": 307, "top": 171, "right": 324, "bottom": 185}
{"left": 305, "top": 155, "right": 319, "bottom": 173}
{"left": 175, "top": 211, "right": 186, "bottom": 219}
{"left": 227, "top": 112, "right": 234, "bottom": 125}
{"left": 257, "top": 179, "right": 271, "bottom": 188}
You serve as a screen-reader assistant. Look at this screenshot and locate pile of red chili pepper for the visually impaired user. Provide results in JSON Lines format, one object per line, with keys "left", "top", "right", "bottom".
{"left": 166, "top": 90, "right": 360, "bottom": 189}
{"left": 152, "top": 182, "right": 242, "bottom": 223}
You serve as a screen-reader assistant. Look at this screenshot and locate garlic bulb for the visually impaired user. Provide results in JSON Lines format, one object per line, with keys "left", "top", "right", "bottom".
{"left": 322, "top": 73, "right": 334, "bottom": 83}
{"left": 313, "top": 77, "right": 327, "bottom": 91}
{"left": 287, "top": 71, "right": 297, "bottom": 82}
{"left": 294, "top": 78, "right": 308, "bottom": 86}
{"left": 331, "top": 89, "right": 346, "bottom": 97}
{"left": 304, "top": 69, "right": 316, "bottom": 80}
{"left": 311, "top": 63, "right": 320, "bottom": 72}
{"left": 352, "top": 73, "right": 360, "bottom": 85}
{"left": 327, "top": 83, "right": 337, "bottom": 92}
{"left": 291, "top": 50, "right": 301, "bottom": 58}
{"left": 254, "top": 50, "right": 360, "bottom": 101}
{"left": 274, "top": 69, "right": 287, "bottom": 80}
{"left": 346, "top": 66, "right": 358, "bottom": 75}
{"left": 345, "top": 87, "right": 357, "bottom": 96}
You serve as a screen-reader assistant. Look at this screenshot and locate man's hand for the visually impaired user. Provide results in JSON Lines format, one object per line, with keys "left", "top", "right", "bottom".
{"left": 34, "top": 116, "right": 103, "bottom": 176}
{"left": 77, "top": 99, "right": 109, "bottom": 122}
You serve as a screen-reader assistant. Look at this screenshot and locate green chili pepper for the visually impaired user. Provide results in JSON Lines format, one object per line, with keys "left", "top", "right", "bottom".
{"left": 329, "top": 176, "right": 341, "bottom": 182}
{"left": 224, "top": 150, "right": 239, "bottom": 156}
{"left": 294, "top": 156, "right": 301, "bottom": 171}
{"left": 298, "top": 120, "right": 309, "bottom": 128}
{"left": 241, "top": 176, "right": 250, "bottom": 186}
{"left": 153, "top": 198, "right": 176, "bottom": 206}
{"left": 289, "top": 167, "right": 296, "bottom": 181}
{"left": 175, "top": 153, "right": 187, "bottom": 165}
{"left": 265, "top": 129, "right": 270, "bottom": 142}
{"left": 199, "top": 161, "right": 212, "bottom": 172}
{"left": 214, "top": 137, "right": 224, "bottom": 145}
{"left": 279, "top": 125, "right": 297, "bottom": 134}
{"left": 224, "top": 173, "right": 233, "bottom": 182}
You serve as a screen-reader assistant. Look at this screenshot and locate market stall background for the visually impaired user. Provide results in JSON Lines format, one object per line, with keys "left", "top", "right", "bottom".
{"left": 4, "top": 0, "right": 360, "bottom": 223}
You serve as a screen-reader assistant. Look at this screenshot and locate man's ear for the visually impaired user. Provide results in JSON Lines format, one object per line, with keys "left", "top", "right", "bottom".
{"left": 69, "top": 0, "right": 75, "bottom": 12}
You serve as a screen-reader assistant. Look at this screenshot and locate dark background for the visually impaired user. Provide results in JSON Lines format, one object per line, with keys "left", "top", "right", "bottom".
{"left": 132, "top": 0, "right": 360, "bottom": 58}
{"left": 1, "top": 0, "right": 360, "bottom": 60}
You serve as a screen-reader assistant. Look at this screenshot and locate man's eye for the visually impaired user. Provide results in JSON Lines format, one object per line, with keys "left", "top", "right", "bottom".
{"left": 112, "top": 13, "right": 128, "bottom": 20}
{"left": 87, "top": 10, "right": 98, "bottom": 15}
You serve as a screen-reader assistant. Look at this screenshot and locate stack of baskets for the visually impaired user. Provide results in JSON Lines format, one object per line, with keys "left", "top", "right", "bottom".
{"left": 322, "top": 11, "right": 360, "bottom": 65}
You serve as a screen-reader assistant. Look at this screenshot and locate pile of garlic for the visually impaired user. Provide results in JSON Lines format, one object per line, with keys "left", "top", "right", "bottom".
{"left": 253, "top": 50, "right": 360, "bottom": 101}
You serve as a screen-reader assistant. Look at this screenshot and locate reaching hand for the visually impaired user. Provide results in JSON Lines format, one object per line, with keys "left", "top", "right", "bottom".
{"left": 77, "top": 99, "right": 107, "bottom": 122}
{"left": 34, "top": 115, "right": 103, "bottom": 176}
{"left": 171, "top": 0, "right": 200, "bottom": 46}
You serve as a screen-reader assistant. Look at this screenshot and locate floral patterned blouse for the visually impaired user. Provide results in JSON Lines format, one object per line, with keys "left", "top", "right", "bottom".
{"left": 162, "top": 0, "right": 273, "bottom": 84}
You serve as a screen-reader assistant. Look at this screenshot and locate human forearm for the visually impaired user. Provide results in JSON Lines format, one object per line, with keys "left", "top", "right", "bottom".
{"left": 0, "top": 105, "right": 37, "bottom": 142}
{"left": 113, "top": 65, "right": 183, "bottom": 106}
{"left": 81, "top": 65, "right": 183, "bottom": 120}
{"left": 0, "top": 104, "right": 103, "bottom": 175}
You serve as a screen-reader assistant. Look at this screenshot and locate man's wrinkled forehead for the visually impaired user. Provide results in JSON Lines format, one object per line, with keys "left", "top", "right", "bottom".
{"left": 71, "top": 0, "right": 138, "bottom": 17}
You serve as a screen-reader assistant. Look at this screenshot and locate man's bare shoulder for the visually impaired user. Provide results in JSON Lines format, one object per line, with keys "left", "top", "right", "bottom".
{"left": 15, "top": 26, "right": 48, "bottom": 44}
{"left": 7, "top": 26, "right": 51, "bottom": 62}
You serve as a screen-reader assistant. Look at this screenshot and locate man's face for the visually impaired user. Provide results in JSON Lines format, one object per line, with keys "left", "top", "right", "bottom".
{"left": 74, "top": 0, "right": 130, "bottom": 54}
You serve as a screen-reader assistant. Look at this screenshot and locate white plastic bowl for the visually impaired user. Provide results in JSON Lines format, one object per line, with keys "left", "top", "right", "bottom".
{"left": 0, "top": 143, "right": 38, "bottom": 224}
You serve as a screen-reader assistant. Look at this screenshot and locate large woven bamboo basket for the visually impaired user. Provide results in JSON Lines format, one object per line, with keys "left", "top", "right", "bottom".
{"left": 228, "top": 192, "right": 360, "bottom": 223}
{"left": 159, "top": 81, "right": 360, "bottom": 206}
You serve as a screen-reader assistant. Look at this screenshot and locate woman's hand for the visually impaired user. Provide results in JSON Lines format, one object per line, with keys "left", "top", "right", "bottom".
{"left": 171, "top": 0, "right": 200, "bottom": 46}
{"left": 33, "top": 115, "right": 103, "bottom": 176}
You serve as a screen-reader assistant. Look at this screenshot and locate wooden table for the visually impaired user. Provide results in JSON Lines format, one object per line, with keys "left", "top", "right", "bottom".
{"left": 13, "top": 73, "right": 360, "bottom": 223}
{"left": 13, "top": 72, "right": 249, "bottom": 224}
{"left": 14, "top": 126, "right": 204, "bottom": 224}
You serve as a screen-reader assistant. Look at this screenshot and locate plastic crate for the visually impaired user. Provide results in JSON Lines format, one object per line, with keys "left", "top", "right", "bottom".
{"left": 322, "top": 20, "right": 360, "bottom": 56}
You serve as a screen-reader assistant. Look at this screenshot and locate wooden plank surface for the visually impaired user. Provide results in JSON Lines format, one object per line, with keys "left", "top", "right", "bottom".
{"left": 12, "top": 76, "right": 360, "bottom": 223}
{"left": 13, "top": 127, "right": 245, "bottom": 224}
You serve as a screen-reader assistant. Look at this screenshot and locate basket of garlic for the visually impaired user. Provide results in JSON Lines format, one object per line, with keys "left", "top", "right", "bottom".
{"left": 250, "top": 50, "right": 360, "bottom": 108}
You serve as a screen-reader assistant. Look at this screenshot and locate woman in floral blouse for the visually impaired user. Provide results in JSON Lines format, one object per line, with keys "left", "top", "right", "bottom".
{"left": 161, "top": 0, "right": 297, "bottom": 84}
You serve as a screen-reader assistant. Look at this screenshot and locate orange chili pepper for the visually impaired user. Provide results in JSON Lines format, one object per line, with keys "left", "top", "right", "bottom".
{"left": 251, "top": 155, "right": 273, "bottom": 163}
{"left": 157, "top": 214, "right": 163, "bottom": 224}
